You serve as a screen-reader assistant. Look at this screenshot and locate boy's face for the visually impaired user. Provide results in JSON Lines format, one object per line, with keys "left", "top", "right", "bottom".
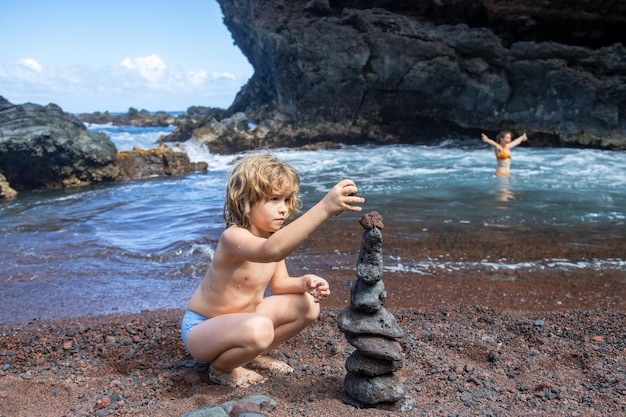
{"left": 248, "top": 191, "right": 293, "bottom": 237}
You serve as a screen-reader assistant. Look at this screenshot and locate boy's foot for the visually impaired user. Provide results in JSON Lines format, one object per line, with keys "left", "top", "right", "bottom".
{"left": 207, "top": 366, "right": 266, "bottom": 388}
{"left": 248, "top": 355, "right": 294, "bottom": 374}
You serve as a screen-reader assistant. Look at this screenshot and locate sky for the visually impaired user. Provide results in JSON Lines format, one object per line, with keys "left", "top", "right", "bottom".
{"left": 0, "top": 0, "right": 253, "bottom": 113}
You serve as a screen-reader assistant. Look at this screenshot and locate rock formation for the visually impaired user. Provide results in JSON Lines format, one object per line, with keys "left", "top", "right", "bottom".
{"left": 0, "top": 97, "right": 207, "bottom": 198}
{"left": 162, "top": 0, "right": 625, "bottom": 151}
{"left": 0, "top": 173, "right": 17, "bottom": 200}
{"left": 338, "top": 211, "right": 411, "bottom": 410}
{"left": 77, "top": 106, "right": 225, "bottom": 129}
{"left": 116, "top": 145, "right": 208, "bottom": 181}
{"left": 0, "top": 96, "right": 119, "bottom": 191}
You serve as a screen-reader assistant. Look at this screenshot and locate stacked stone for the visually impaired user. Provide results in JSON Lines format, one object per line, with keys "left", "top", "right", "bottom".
{"left": 338, "top": 211, "right": 407, "bottom": 409}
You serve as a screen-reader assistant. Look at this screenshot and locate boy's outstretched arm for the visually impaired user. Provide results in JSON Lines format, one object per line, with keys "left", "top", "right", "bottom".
{"left": 263, "top": 179, "right": 364, "bottom": 261}
{"left": 227, "top": 180, "right": 364, "bottom": 263}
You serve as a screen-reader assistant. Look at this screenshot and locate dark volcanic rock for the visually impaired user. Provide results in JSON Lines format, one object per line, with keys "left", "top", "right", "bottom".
{"left": 343, "top": 372, "right": 406, "bottom": 406}
{"left": 356, "top": 227, "right": 383, "bottom": 284}
{"left": 338, "top": 307, "right": 404, "bottom": 339}
{"left": 182, "top": 0, "right": 625, "bottom": 152}
{"left": 345, "top": 350, "right": 402, "bottom": 377}
{"left": 338, "top": 212, "right": 408, "bottom": 408}
{"left": 78, "top": 106, "right": 226, "bottom": 132}
{"left": 344, "top": 333, "right": 403, "bottom": 362}
{"left": 78, "top": 108, "right": 176, "bottom": 128}
{"left": 350, "top": 278, "right": 386, "bottom": 313}
{"left": 0, "top": 97, "right": 210, "bottom": 194}
{"left": 0, "top": 96, "right": 118, "bottom": 191}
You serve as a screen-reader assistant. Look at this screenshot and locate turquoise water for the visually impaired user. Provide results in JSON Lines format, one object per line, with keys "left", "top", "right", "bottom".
{"left": 1, "top": 124, "right": 624, "bottom": 322}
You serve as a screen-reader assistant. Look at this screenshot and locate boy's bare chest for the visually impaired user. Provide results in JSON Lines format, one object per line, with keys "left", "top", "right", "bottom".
{"left": 232, "top": 261, "right": 277, "bottom": 288}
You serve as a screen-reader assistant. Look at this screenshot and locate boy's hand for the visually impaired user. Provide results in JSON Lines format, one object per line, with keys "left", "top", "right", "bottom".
{"left": 323, "top": 179, "right": 365, "bottom": 216}
{"left": 304, "top": 275, "right": 330, "bottom": 302}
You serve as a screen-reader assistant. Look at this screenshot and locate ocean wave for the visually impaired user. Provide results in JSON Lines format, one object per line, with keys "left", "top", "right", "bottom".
{"left": 383, "top": 256, "right": 626, "bottom": 275}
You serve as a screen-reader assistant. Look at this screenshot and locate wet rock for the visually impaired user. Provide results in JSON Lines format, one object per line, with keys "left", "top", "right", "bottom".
{"left": 115, "top": 144, "right": 208, "bottom": 181}
{"left": 195, "top": 1, "right": 626, "bottom": 151}
{"left": 0, "top": 173, "right": 17, "bottom": 199}
{"left": 0, "top": 96, "right": 119, "bottom": 191}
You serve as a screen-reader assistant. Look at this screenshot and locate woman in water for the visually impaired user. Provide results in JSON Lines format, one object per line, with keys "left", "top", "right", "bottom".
{"left": 481, "top": 131, "right": 528, "bottom": 176}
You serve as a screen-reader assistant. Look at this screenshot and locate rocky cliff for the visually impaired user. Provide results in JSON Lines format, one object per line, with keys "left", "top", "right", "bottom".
{"left": 169, "top": 0, "right": 625, "bottom": 152}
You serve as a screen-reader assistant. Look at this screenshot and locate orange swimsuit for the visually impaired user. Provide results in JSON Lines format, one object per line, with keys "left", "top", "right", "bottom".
{"left": 496, "top": 147, "right": 511, "bottom": 160}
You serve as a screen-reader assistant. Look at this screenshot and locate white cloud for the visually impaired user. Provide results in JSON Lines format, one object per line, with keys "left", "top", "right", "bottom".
{"left": 120, "top": 54, "right": 166, "bottom": 84}
{"left": 0, "top": 54, "right": 252, "bottom": 112}
{"left": 187, "top": 70, "right": 208, "bottom": 86}
{"left": 212, "top": 71, "right": 236, "bottom": 80}
{"left": 17, "top": 58, "right": 43, "bottom": 72}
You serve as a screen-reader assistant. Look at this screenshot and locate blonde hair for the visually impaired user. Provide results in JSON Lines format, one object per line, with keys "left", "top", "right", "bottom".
{"left": 224, "top": 154, "right": 302, "bottom": 229}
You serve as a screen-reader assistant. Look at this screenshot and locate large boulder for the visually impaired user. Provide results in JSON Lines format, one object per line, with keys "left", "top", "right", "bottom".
{"left": 116, "top": 145, "right": 208, "bottom": 181}
{"left": 163, "top": 0, "right": 625, "bottom": 152}
{"left": 0, "top": 96, "right": 119, "bottom": 191}
{"left": 0, "top": 172, "right": 17, "bottom": 200}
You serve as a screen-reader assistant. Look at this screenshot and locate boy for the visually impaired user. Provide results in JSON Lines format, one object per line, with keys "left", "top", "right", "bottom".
{"left": 181, "top": 153, "right": 364, "bottom": 387}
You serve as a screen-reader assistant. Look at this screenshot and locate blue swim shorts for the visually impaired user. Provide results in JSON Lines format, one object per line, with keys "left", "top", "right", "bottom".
{"left": 181, "top": 309, "right": 208, "bottom": 347}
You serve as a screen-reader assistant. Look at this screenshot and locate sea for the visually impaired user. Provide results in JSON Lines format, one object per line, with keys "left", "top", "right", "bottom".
{"left": 1, "top": 123, "right": 625, "bottom": 323}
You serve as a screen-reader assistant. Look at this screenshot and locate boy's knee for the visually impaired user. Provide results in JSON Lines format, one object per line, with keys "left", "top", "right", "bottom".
{"left": 304, "top": 299, "right": 321, "bottom": 322}
{"left": 247, "top": 316, "right": 274, "bottom": 348}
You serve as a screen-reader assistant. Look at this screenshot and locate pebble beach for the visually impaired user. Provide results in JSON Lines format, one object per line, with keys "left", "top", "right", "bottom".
{"left": 1, "top": 222, "right": 624, "bottom": 416}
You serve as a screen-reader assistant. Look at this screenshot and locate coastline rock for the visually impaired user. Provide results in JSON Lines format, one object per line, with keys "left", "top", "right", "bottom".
{"left": 115, "top": 145, "right": 208, "bottom": 181}
{"left": 77, "top": 106, "right": 225, "bottom": 128}
{"left": 162, "top": 0, "right": 625, "bottom": 152}
{"left": 0, "top": 96, "right": 119, "bottom": 191}
{"left": 106, "top": 108, "right": 176, "bottom": 127}
{"left": 0, "top": 173, "right": 17, "bottom": 200}
{"left": 0, "top": 97, "right": 209, "bottom": 194}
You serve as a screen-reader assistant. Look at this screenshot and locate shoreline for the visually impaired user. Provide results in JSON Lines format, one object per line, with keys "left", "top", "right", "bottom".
{"left": 1, "top": 216, "right": 624, "bottom": 415}
{"left": 1, "top": 218, "right": 624, "bottom": 324}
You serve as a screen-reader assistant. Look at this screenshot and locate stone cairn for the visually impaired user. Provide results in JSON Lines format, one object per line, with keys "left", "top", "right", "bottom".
{"left": 337, "top": 211, "right": 409, "bottom": 409}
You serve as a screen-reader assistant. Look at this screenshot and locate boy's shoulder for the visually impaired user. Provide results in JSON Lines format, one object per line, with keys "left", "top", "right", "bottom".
{"left": 221, "top": 224, "right": 252, "bottom": 242}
